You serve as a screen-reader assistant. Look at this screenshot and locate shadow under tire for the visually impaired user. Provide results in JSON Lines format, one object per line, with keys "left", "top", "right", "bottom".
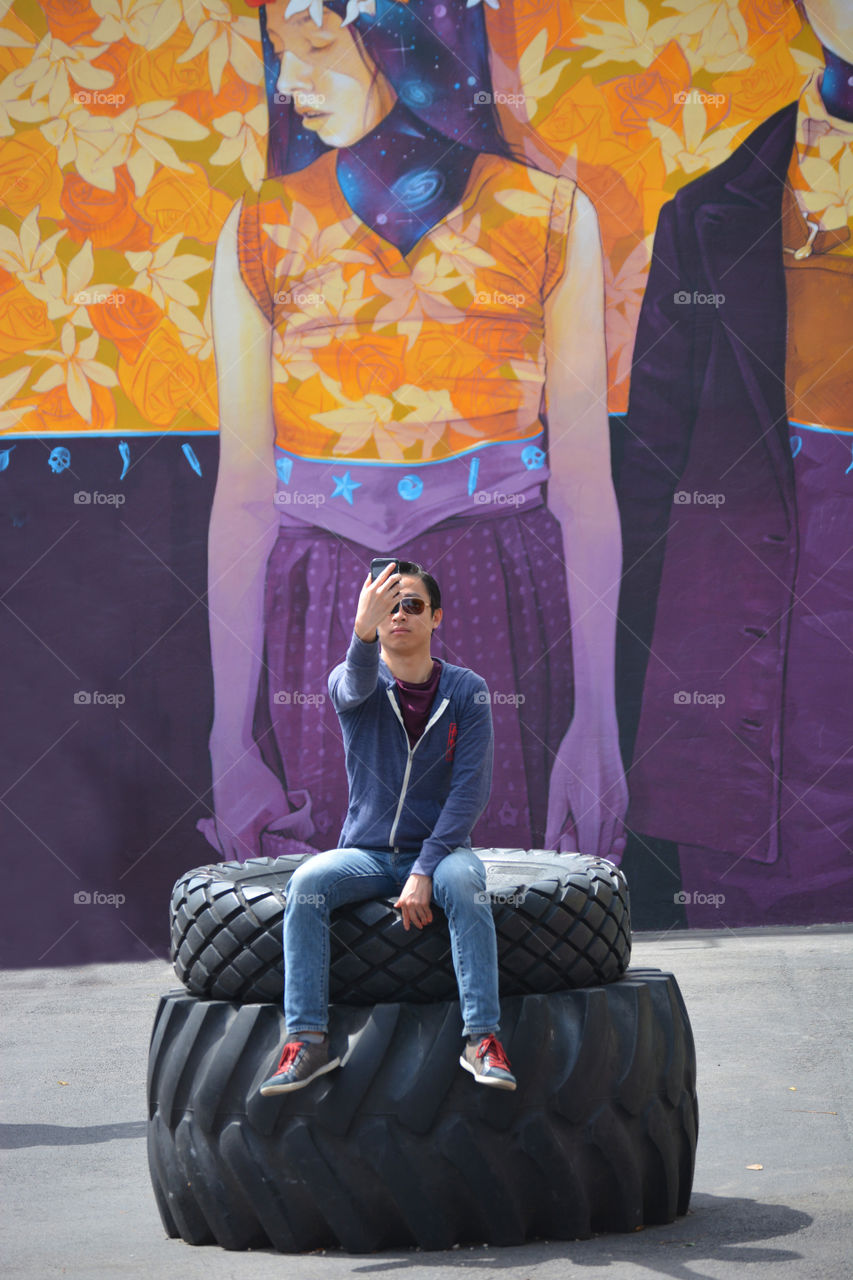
{"left": 147, "top": 968, "right": 697, "bottom": 1252}
{"left": 170, "top": 849, "right": 631, "bottom": 1004}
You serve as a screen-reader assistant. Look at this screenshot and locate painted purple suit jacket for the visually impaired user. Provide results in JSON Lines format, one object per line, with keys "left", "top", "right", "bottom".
{"left": 614, "top": 103, "right": 802, "bottom": 861}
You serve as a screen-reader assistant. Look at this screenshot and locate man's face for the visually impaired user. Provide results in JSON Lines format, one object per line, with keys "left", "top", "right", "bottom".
{"left": 376, "top": 576, "right": 441, "bottom": 655}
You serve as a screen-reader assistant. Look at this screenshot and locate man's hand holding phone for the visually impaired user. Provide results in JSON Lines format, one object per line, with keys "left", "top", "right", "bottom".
{"left": 354, "top": 560, "right": 401, "bottom": 642}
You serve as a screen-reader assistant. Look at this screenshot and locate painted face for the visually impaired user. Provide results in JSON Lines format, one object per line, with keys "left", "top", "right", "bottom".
{"left": 802, "top": 1, "right": 853, "bottom": 60}
{"left": 376, "top": 576, "right": 441, "bottom": 654}
{"left": 264, "top": 6, "right": 394, "bottom": 147}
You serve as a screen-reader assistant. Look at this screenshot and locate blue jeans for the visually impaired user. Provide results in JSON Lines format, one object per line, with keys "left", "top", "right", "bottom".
{"left": 283, "top": 846, "right": 500, "bottom": 1036}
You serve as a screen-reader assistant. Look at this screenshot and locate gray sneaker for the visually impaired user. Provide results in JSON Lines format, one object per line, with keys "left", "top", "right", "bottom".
{"left": 259, "top": 1037, "right": 341, "bottom": 1096}
{"left": 460, "top": 1033, "right": 517, "bottom": 1091}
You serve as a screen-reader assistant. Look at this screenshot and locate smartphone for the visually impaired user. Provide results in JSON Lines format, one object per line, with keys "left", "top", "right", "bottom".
{"left": 370, "top": 557, "right": 397, "bottom": 581}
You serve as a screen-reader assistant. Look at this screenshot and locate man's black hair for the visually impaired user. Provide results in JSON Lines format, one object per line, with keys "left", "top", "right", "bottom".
{"left": 394, "top": 560, "right": 441, "bottom": 611}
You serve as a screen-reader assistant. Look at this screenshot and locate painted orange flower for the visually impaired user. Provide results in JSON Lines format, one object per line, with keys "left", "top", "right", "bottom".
{"left": 601, "top": 42, "right": 692, "bottom": 145}
{"left": 272, "top": 376, "right": 340, "bottom": 455}
{"left": 0, "top": 285, "right": 54, "bottom": 359}
{"left": 178, "top": 65, "right": 263, "bottom": 120}
{"left": 118, "top": 318, "right": 218, "bottom": 428}
{"left": 713, "top": 37, "right": 804, "bottom": 129}
{"left": 61, "top": 165, "right": 152, "bottom": 252}
{"left": 42, "top": 0, "right": 101, "bottom": 45}
{"left": 14, "top": 381, "right": 116, "bottom": 435}
{"left": 535, "top": 73, "right": 621, "bottom": 162}
{"left": 69, "top": 39, "right": 135, "bottom": 119}
{"left": 88, "top": 288, "right": 164, "bottom": 364}
{"left": 126, "top": 29, "right": 211, "bottom": 103}
{"left": 313, "top": 332, "right": 409, "bottom": 401}
{"left": 0, "top": 129, "right": 65, "bottom": 221}
{"left": 740, "top": 0, "right": 803, "bottom": 48}
{"left": 134, "top": 163, "right": 233, "bottom": 245}
{"left": 0, "top": 8, "right": 35, "bottom": 78}
{"left": 507, "top": 0, "right": 579, "bottom": 59}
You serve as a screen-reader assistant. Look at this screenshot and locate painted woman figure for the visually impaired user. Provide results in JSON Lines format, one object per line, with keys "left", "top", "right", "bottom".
{"left": 199, "top": 0, "right": 627, "bottom": 864}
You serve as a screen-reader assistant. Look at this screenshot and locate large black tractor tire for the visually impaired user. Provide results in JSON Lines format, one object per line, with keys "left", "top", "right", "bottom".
{"left": 170, "top": 849, "right": 631, "bottom": 1004}
{"left": 147, "top": 969, "right": 697, "bottom": 1252}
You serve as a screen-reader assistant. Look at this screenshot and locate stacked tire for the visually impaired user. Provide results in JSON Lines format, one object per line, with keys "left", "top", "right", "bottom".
{"left": 148, "top": 850, "right": 698, "bottom": 1253}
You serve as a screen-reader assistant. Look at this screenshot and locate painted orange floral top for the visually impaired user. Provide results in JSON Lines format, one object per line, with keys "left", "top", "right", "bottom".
{"left": 237, "top": 149, "right": 576, "bottom": 544}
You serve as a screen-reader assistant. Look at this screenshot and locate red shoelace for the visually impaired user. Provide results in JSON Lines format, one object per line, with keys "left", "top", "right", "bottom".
{"left": 273, "top": 1041, "right": 304, "bottom": 1075}
{"left": 477, "top": 1034, "right": 512, "bottom": 1071}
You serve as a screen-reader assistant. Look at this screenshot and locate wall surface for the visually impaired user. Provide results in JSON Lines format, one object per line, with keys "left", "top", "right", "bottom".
{"left": 1, "top": 0, "right": 851, "bottom": 966}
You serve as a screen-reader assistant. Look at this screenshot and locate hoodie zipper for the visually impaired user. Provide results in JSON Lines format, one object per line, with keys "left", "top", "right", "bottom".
{"left": 386, "top": 689, "right": 450, "bottom": 849}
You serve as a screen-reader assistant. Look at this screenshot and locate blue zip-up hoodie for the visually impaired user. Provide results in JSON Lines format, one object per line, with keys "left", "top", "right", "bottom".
{"left": 328, "top": 632, "right": 494, "bottom": 877}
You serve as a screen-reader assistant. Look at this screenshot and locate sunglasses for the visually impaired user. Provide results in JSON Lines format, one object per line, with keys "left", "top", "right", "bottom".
{"left": 390, "top": 596, "right": 428, "bottom": 616}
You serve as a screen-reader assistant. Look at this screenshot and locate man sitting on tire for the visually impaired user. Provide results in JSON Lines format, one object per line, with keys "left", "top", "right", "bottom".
{"left": 260, "top": 559, "right": 517, "bottom": 1095}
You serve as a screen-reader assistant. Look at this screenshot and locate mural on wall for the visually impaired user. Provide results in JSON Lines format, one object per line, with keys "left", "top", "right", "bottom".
{"left": 0, "top": 0, "right": 850, "bottom": 960}
{"left": 200, "top": 0, "right": 626, "bottom": 871}
{"left": 615, "top": 0, "right": 853, "bottom": 926}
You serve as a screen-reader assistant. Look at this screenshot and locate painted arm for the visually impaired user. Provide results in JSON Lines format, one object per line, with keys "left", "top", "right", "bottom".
{"left": 542, "top": 187, "right": 628, "bottom": 860}
{"left": 198, "top": 201, "right": 313, "bottom": 860}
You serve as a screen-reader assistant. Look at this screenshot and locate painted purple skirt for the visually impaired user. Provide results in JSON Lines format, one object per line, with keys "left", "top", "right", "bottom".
{"left": 253, "top": 502, "right": 574, "bottom": 852}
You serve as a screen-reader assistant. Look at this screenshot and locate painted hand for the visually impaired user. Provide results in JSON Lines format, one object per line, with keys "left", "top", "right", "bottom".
{"left": 544, "top": 719, "right": 628, "bottom": 862}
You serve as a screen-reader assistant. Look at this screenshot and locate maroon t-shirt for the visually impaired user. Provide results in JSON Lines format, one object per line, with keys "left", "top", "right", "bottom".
{"left": 394, "top": 659, "right": 442, "bottom": 748}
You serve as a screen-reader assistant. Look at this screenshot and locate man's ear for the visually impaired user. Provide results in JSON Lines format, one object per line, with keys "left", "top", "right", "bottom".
{"left": 432, "top": 606, "right": 443, "bottom": 630}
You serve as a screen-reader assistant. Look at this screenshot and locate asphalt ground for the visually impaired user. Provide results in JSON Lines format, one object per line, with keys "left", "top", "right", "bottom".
{"left": 2, "top": 926, "right": 851, "bottom": 1280}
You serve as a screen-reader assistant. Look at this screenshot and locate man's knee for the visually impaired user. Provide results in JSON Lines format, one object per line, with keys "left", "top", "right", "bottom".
{"left": 287, "top": 850, "right": 344, "bottom": 901}
{"left": 433, "top": 849, "right": 486, "bottom": 905}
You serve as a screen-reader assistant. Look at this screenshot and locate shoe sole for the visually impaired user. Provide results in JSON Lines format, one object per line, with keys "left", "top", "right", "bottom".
{"left": 259, "top": 1055, "right": 341, "bottom": 1096}
{"left": 458, "top": 1054, "right": 517, "bottom": 1091}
